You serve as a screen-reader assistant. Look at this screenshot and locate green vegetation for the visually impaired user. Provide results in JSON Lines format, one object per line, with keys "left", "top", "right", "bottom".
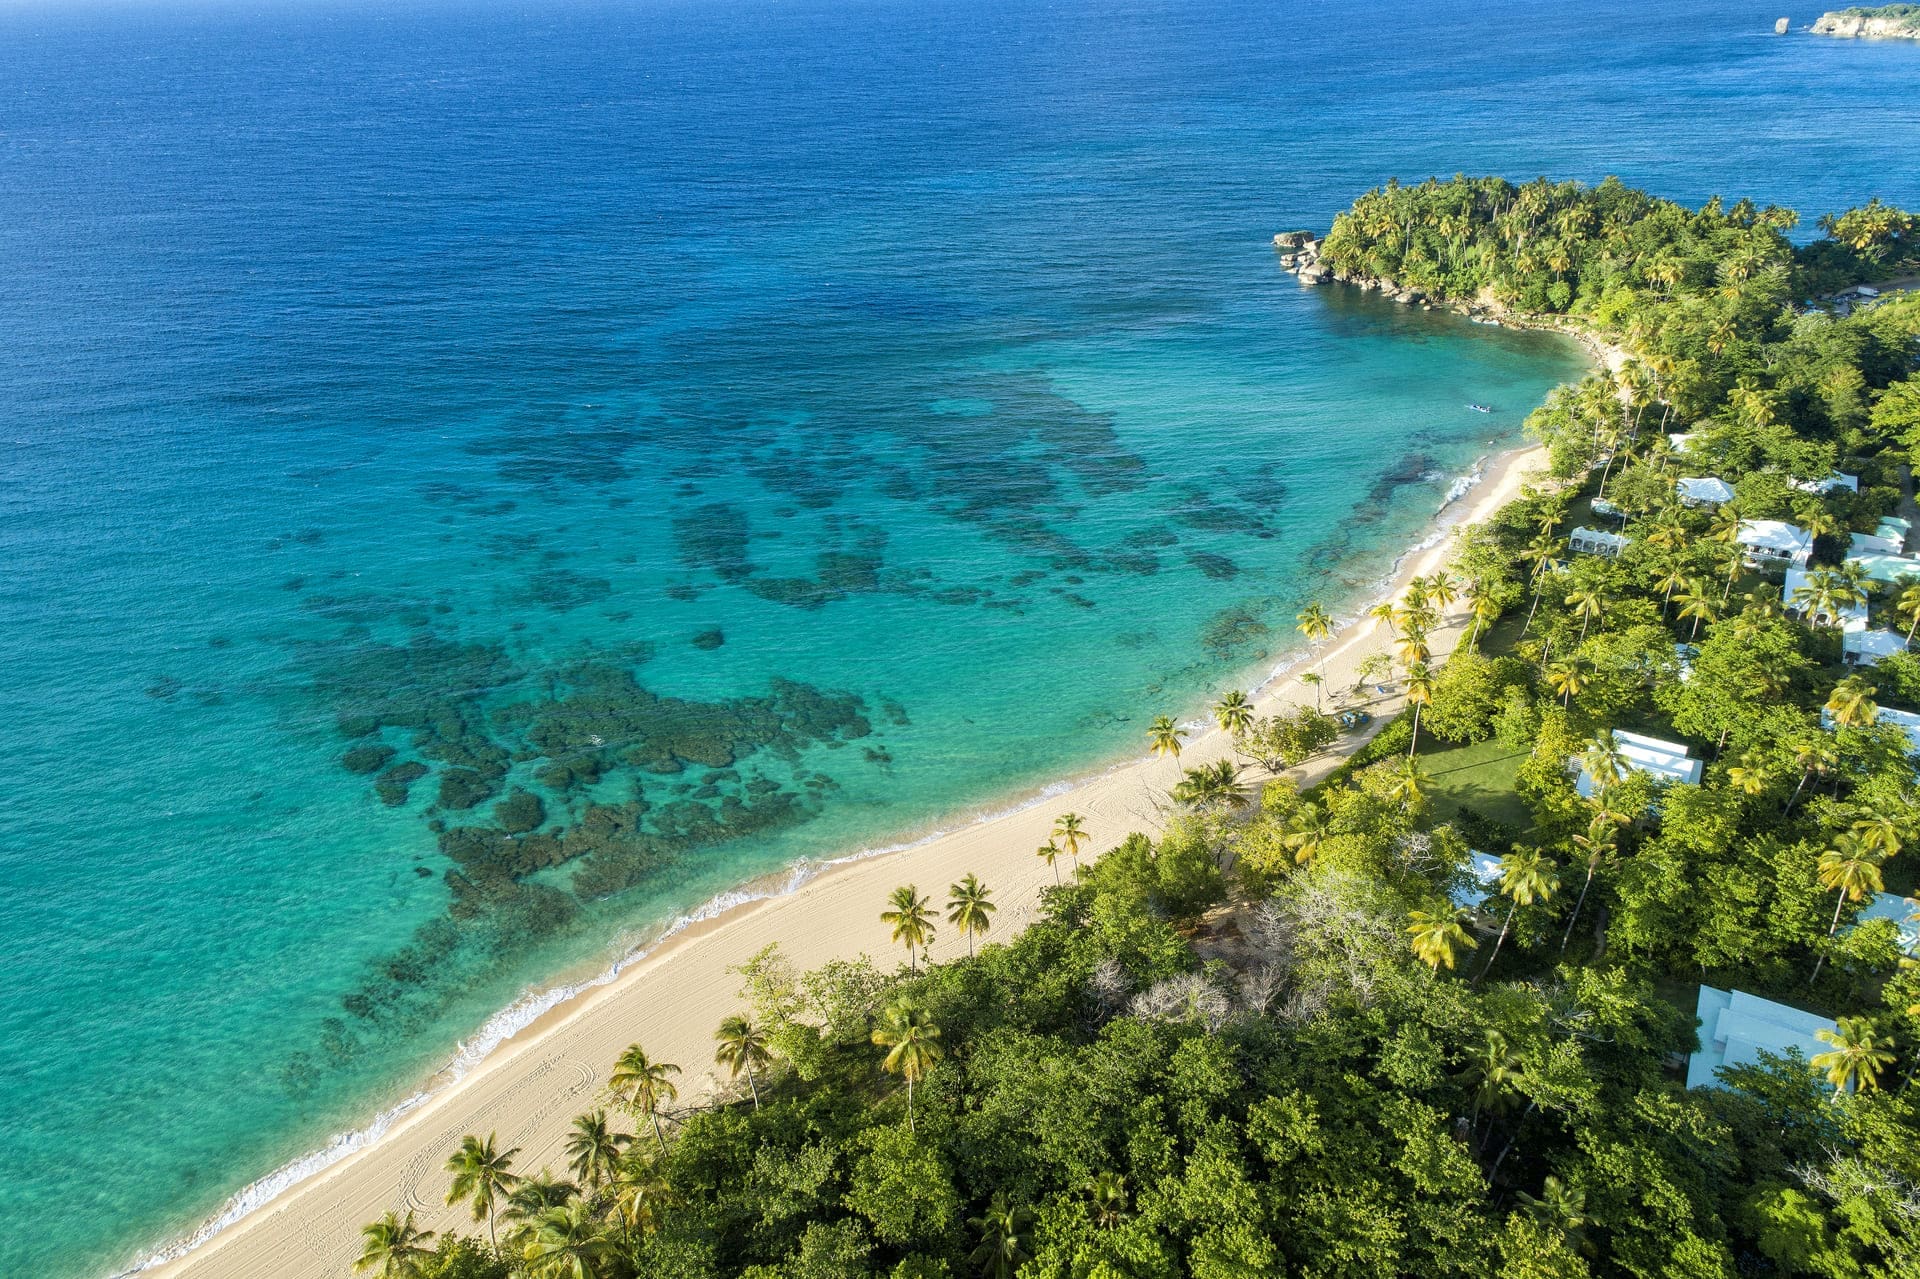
{"left": 360, "top": 179, "right": 1920, "bottom": 1279}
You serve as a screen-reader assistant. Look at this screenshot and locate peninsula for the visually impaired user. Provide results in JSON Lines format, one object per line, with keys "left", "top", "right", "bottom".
{"left": 1812, "top": 4, "right": 1920, "bottom": 36}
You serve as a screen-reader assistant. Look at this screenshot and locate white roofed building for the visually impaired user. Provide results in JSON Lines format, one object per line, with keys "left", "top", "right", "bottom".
{"left": 1571, "top": 729, "right": 1703, "bottom": 799}
{"left": 1843, "top": 629, "right": 1910, "bottom": 668}
{"left": 1784, "top": 567, "right": 1871, "bottom": 629}
{"left": 1569, "top": 526, "right": 1630, "bottom": 559}
{"left": 1738, "top": 519, "right": 1815, "bottom": 568}
{"left": 1687, "top": 987, "right": 1838, "bottom": 1090}
{"left": 1849, "top": 893, "right": 1920, "bottom": 956}
{"left": 1677, "top": 476, "right": 1736, "bottom": 507}
{"left": 1790, "top": 472, "right": 1860, "bottom": 495}
{"left": 1822, "top": 705, "right": 1920, "bottom": 754}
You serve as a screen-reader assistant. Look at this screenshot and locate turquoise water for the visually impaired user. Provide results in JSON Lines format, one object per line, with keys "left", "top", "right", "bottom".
{"left": 0, "top": 1, "right": 1916, "bottom": 1275}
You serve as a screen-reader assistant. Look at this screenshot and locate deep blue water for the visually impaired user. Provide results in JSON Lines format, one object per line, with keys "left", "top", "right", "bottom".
{"left": 0, "top": 1, "right": 1915, "bottom": 1275}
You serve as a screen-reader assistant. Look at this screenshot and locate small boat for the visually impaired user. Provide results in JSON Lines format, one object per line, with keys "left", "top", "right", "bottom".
{"left": 1466, "top": 403, "right": 1493, "bottom": 413}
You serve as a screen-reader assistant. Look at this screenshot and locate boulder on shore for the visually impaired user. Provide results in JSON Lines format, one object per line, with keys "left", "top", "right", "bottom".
{"left": 1775, "top": 17, "right": 1790, "bottom": 33}
{"left": 1272, "top": 230, "right": 1318, "bottom": 250}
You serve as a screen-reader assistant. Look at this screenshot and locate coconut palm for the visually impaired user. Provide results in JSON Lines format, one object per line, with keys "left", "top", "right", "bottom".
{"left": 1479, "top": 847, "right": 1559, "bottom": 981}
{"left": 1465, "top": 590, "right": 1502, "bottom": 652}
{"left": 1545, "top": 658, "right": 1590, "bottom": 708}
{"left": 1652, "top": 555, "right": 1689, "bottom": 617}
{"left": 1579, "top": 733, "right": 1630, "bottom": 795}
{"left": 871, "top": 1003, "right": 943, "bottom": 1131}
{"left": 564, "top": 1110, "right": 628, "bottom": 1191}
{"left": 1565, "top": 588, "right": 1606, "bottom": 641}
{"left": 501, "top": 1168, "right": 580, "bottom": 1250}
{"left": 1297, "top": 602, "right": 1334, "bottom": 689}
{"left": 1826, "top": 675, "right": 1879, "bottom": 729}
{"left": 881, "top": 884, "right": 937, "bottom": 974}
{"left": 1147, "top": 714, "right": 1186, "bottom": 760}
{"left": 1465, "top": 1028, "right": 1527, "bottom": 1133}
{"left": 1087, "top": 1171, "right": 1129, "bottom": 1228}
{"left": 1299, "top": 670, "right": 1326, "bottom": 711}
{"left": 1425, "top": 572, "right": 1460, "bottom": 613}
{"left": 1675, "top": 579, "right": 1720, "bottom": 641}
{"left": 1282, "top": 800, "right": 1333, "bottom": 865}
{"left": 713, "top": 1014, "right": 773, "bottom": 1109}
{"left": 1894, "top": 577, "right": 1920, "bottom": 645}
{"left": 1515, "top": 1176, "right": 1591, "bottom": 1252}
{"left": 1792, "top": 568, "right": 1853, "bottom": 627}
{"left": 968, "top": 1191, "right": 1034, "bottom": 1279}
{"left": 1404, "top": 661, "right": 1434, "bottom": 756}
{"left": 1561, "top": 819, "right": 1618, "bottom": 954}
{"left": 1171, "top": 758, "right": 1248, "bottom": 810}
{"left": 607, "top": 1156, "right": 673, "bottom": 1239}
{"left": 1035, "top": 838, "right": 1063, "bottom": 884}
{"left": 1406, "top": 903, "right": 1476, "bottom": 971}
{"left": 1726, "top": 750, "right": 1777, "bottom": 798}
{"left": 354, "top": 1211, "right": 436, "bottom": 1278}
{"left": 1786, "top": 737, "right": 1838, "bottom": 815}
{"left": 521, "top": 1198, "right": 610, "bottom": 1279}
{"left": 1520, "top": 534, "right": 1563, "bottom": 635}
{"left": 444, "top": 1132, "right": 520, "bottom": 1249}
{"left": 945, "top": 873, "right": 996, "bottom": 957}
{"left": 1397, "top": 628, "right": 1432, "bottom": 669}
{"left": 1213, "top": 689, "right": 1255, "bottom": 738}
{"left": 1811, "top": 1017, "right": 1896, "bottom": 1094}
{"left": 1851, "top": 808, "right": 1907, "bottom": 857}
{"left": 1387, "top": 755, "right": 1429, "bottom": 808}
{"left": 1052, "top": 812, "right": 1088, "bottom": 869}
{"left": 1810, "top": 834, "right": 1886, "bottom": 984}
{"left": 609, "top": 1044, "right": 680, "bottom": 1155}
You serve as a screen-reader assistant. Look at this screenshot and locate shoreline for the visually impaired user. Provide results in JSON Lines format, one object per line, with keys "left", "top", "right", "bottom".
{"left": 135, "top": 436, "right": 1560, "bottom": 1279}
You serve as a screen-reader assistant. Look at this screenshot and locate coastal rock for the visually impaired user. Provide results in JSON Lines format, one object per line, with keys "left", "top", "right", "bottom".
{"left": 1775, "top": 16, "right": 1790, "bottom": 32}
{"left": 1272, "top": 230, "right": 1317, "bottom": 249}
{"left": 1812, "top": 7, "right": 1920, "bottom": 37}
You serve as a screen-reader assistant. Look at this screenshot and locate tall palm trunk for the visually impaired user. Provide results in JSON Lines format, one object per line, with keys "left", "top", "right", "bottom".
{"left": 1809, "top": 891, "right": 1848, "bottom": 986}
{"left": 650, "top": 1109, "right": 667, "bottom": 1156}
{"left": 1478, "top": 902, "right": 1518, "bottom": 982}
{"left": 747, "top": 1070, "right": 760, "bottom": 1110}
{"left": 1408, "top": 704, "right": 1423, "bottom": 758}
{"left": 1784, "top": 770, "right": 1812, "bottom": 816}
{"left": 1522, "top": 578, "right": 1545, "bottom": 636}
{"left": 1560, "top": 868, "right": 1596, "bottom": 955}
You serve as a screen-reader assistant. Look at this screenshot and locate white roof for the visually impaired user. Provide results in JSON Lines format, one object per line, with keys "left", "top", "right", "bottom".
{"left": 1843, "top": 629, "right": 1909, "bottom": 665}
{"left": 1572, "top": 729, "right": 1702, "bottom": 798}
{"left": 1851, "top": 893, "right": 1920, "bottom": 955}
{"left": 1846, "top": 552, "right": 1920, "bottom": 585}
{"left": 1789, "top": 471, "right": 1859, "bottom": 495}
{"left": 1688, "top": 986, "right": 1837, "bottom": 1090}
{"left": 1677, "top": 476, "right": 1736, "bottom": 504}
{"left": 1784, "top": 568, "right": 1871, "bottom": 628}
{"left": 1822, "top": 704, "right": 1920, "bottom": 753}
{"left": 1569, "top": 525, "right": 1630, "bottom": 551}
{"left": 1738, "top": 519, "right": 1815, "bottom": 555}
{"left": 1851, "top": 531, "right": 1904, "bottom": 556}
{"left": 1668, "top": 432, "right": 1696, "bottom": 453}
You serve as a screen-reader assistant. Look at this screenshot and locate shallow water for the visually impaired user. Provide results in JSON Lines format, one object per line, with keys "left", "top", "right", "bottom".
{"left": 0, "top": 0, "right": 1915, "bottom": 1274}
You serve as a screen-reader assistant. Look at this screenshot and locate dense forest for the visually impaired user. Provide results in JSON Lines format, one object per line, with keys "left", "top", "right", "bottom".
{"left": 354, "top": 178, "right": 1920, "bottom": 1279}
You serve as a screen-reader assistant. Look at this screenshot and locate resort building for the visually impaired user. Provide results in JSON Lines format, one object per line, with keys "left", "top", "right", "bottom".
{"left": 1590, "top": 497, "right": 1624, "bottom": 519}
{"left": 1821, "top": 704, "right": 1920, "bottom": 754}
{"left": 1676, "top": 476, "right": 1736, "bottom": 507}
{"left": 1667, "top": 432, "right": 1697, "bottom": 454}
{"left": 1571, "top": 729, "right": 1703, "bottom": 799}
{"left": 1844, "top": 550, "right": 1920, "bottom": 587}
{"left": 1784, "top": 567, "right": 1871, "bottom": 629}
{"left": 1568, "top": 526, "right": 1630, "bottom": 559}
{"left": 1687, "top": 986, "right": 1838, "bottom": 1090}
{"left": 1842, "top": 628, "right": 1909, "bottom": 668}
{"left": 1737, "top": 519, "right": 1815, "bottom": 569}
{"left": 1450, "top": 850, "right": 1505, "bottom": 912}
{"left": 1790, "top": 471, "right": 1860, "bottom": 496}
{"left": 1849, "top": 893, "right": 1920, "bottom": 956}
{"left": 1851, "top": 530, "right": 1905, "bottom": 557}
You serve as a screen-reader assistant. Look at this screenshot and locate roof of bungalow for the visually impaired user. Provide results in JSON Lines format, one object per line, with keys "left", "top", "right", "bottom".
{"left": 1572, "top": 729, "right": 1703, "bottom": 799}
{"left": 1790, "top": 471, "right": 1860, "bottom": 495}
{"left": 1821, "top": 704, "right": 1920, "bottom": 754}
{"left": 1784, "top": 567, "right": 1872, "bottom": 629}
{"left": 1738, "top": 519, "right": 1815, "bottom": 557}
{"left": 1851, "top": 531, "right": 1905, "bottom": 556}
{"left": 1850, "top": 893, "right": 1920, "bottom": 956}
{"left": 1881, "top": 516, "right": 1913, "bottom": 537}
{"left": 1569, "top": 525, "right": 1630, "bottom": 554}
{"left": 1845, "top": 551, "right": 1920, "bottom": 585}
{"left": 1677, "top": 476, "right": 1737, "bottom": 505}
{"left": 1668, "top": 432, "right": 1697, "bottom": 453}
{"left": 1687, "top": 986, "right": 1837, "bottom": 1090}
{"left": 1843, "top": 628, "right": 1910, "bottom": 667}
{"left": 1449, "top": 850, "right": 1505, "bottom": 912}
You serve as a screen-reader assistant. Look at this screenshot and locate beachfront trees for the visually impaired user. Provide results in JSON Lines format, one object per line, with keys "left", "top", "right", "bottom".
{"left": 521, "top": 1199, "right": 610, "bottom": 1279}
{"left": 1214, "top": 689, "right": 1255, "bottom": 738}
{"left": 1297, "top": 600, "right": 1334, "bottom": 673}
{"left": 1036, "top": 838, "right": 1063, "bottom": 883}
{"left": 355, "top": 1211, "right": 437, "bottom": 1277}
{"left": 1281, "top": 800, "right": 1333, "bottom": 866}
{"left": 713, "top": 1015, "right": 772, "bottom": 1109}
{"left": 564, "top": 1111, "right": 627, "bottom": 1191}
{"left": 1241, "top": 706, "right": 1339, "bottom": 772}
{"left": 445, "top": 1132, "right": 520, "bottom": 1250}
{"left": 1147, "top": 714, "right": 1187, "bottom": 760}
{"left": 881, "top": 884, "right": 937, "bottom": 974}
{"left": 608, "top": 1045, "right": 680, "bottom": 1155}
{"left": 1811, "top": 1018, "right": 1896, "bottom": 1094}
{"left": 1171, "top": 758, "right": 1248, "bottom": 810}
{"left": 871, "top": 1003, "right": 942, "bottom": 1132}
{"left": 1479, "top": 847, "right": 1559, "bottom": 980}
{"left": 1052, "top": 812, "right": 1088, "bottom": 869}
{"left": 1406, "top": 903, "right": 1476, "bottom": 971}
{"left": 1404, "top": 661, "right": 1434, "bottom": 756}
{"left": 945, "top": 873, "right": 996, "bottom": 957}
{"left": 1565, "top": 587, "right": 1606, "bottom": 641}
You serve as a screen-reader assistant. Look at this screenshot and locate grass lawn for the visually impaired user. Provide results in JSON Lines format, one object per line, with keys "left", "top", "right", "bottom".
{"left": 1416, "top": 736, "right": 1533, "bottom": 832}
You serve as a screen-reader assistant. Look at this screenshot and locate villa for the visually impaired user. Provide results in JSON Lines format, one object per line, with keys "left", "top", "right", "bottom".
{"left": 1844, "top": 550, "right": 1920, "bottom": 587}
{"left": 1687, "top": 986, "right": 1838, "bottom": 1090}
{"left": 1822, "top": 704, "right": 1920, "bottom": 754}
{"left": 1850, "top": 530, "right": 1905, "bottom": 557}
{"left": 1842, "top": 628, "right": 1909, "bottom": 668}
{"left": 1737, "top": 519, "right": 1815, "bottom": 569}
{"left": 1569, "top": 526, "right": 1630, "bottom": 559}
{"left": 1676, "top": 476, "right": 1736, "bottom": 507}
{"left": 1571, "top": 728, "right": 1703, "bottom": 799}
{"left": 1790, "top": 471, "right": 1860, "bottom": 496}
{"left": 1784, "top": 567, "right": 1870, "bottom": 629}
{"left": 1849, "top": 893, "right": 1920, "bottom": 956}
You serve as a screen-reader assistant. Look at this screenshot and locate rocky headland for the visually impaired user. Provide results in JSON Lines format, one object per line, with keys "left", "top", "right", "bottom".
{"left": 1810, "top": 5, "right": 1920, "bottom": 37}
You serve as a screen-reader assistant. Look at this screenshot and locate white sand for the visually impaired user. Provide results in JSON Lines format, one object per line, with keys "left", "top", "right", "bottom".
{"left": 143, "top": 446, "right": 1549, "bottom": 1279}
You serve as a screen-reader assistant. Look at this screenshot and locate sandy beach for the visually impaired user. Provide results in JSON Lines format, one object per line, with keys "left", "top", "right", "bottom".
{"left": 143, "top": 443, "right": 1550, "bottom": 1279}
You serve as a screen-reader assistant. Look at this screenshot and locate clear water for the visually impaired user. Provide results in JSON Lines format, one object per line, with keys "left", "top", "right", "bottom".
{"left": 0, "top": 1, "right": 1915, "bottom": 1275}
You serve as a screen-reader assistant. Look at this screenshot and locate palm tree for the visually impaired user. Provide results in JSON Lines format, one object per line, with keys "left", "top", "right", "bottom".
{"left": 881, "top": 884, "right": 937, "bottom": 974}
{"left": 501, "top": 1168, "right": 580, "bottom": 1250}
{"left": 1282, "top": 800, "right": 1333, "bottom": 865}
{"left": 1545, "top": 658, "right": 1590, "bottom": 708}
{"left": 1298, "top": 602, "right": 1335, "bottom": 691}
{"left": 609, "top": 1044, "right": 680, "bottom": 1155}
{"left": 945, "top": 874, "right": 996, "bottom": 957}
{"left": 1465, "top": 1028, "right": 1526, "bottom": 1134}
{"left": 1171, "top": 758, "right": 1248, "bottom": 810}
{"left": 564, "top": 1110, "right": 628, "bottom": 1191}
{"left": 1811, "top": 834, "right": 1886, "bottom": 984}
{"left": 522, "top": 1199, "right": 610, "bottom": 1279}
{"left": 354, "top": 1211, "right": 436, "bottom": 1278}
{"left": 1214, "top": 689, "right": 1255, "bottom": 738}
{"left": 1792, "top": 568, "right": 1853, "bottom": 627}
{"left": 1811, "top": 1018, "right": 1896, "bottom": 1094}
{"left": 1404, "top": 661, "right": 1434, "bottom": 756}
{"left": 1851, "top": 809, "right": 1906, "bottom": 857}
{"left": 1406, "top": 903, "right": 1476, "bottom": 971}
{"left": 872, "top": 1003, "right": 943, "bottom": 1131}
{"left": 1565, "top": 588, "right": 1605, "bottom": 641}
{"left": 1425, "top": 572, "right": 1460, "bottom": 613}
{"left": 1465, "top": 591, "right": 1501, "bottom": 652}
{"left": 1675, "top": 579, "right": 1720, "bottom": 641}
{"left": 444, "top": 1132, "right": 520, "bottom": 1249}
{"left": 1561, "top": 818, "right": 1618, "bottom": 954}
{"left": 1087, "top": 1171, "right": 1129, "bottom": 1228}
{"left": 1035, "top": 838, "right": 1063, "bottom": 884}
{"left": 607, "top": 1156, "right": 672, "bottom": 1240}
{"left": 968, "top": 1191, "right": 1034, "bottom": 1279}
{"left": 1515, "top": 1177, "right": 1591, "bottom": 1253}
{"left": 1387, "top": 755, "right": 1429, "bottom": 808}
{"left": 1894, "top": 577, "right": 1920, "bottom": 645}
{"left": 1052, "top": 812, "right": 1088, "bottom": 869}
{"left": 1652, "top": 555, "right": 1689, "bottom": 618}
{"left": 1479, "top": 847, "right": 1559, "bottom": 981}
{"left": 1826, "top": 675, "right": 1879, "bottom": 729}
{"left": 714, "top": 1015, "right": 773, "bottom": 1109}
{"left": 1397, "top": 628, "right": 1432, "bottom": 669}
{"left": 1147, "top": 714, "right": 1186, "bottom": 760}
{"left": 1579, "top": 733, "right": 1630, "bottom": 795}
{"left": 1520, "top": 534, "right": 1563, "bottom": 635}
{"left": 1299, "top": 670, "right": 1326, "bottom": 710}
{"left": 1726, "top": 750, "right": 1776, "bottom": 798}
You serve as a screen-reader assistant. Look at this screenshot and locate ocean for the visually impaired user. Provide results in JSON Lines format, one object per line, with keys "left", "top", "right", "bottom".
{"left": 0, "top": 0, "right": 1914, "bottom": 1274}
